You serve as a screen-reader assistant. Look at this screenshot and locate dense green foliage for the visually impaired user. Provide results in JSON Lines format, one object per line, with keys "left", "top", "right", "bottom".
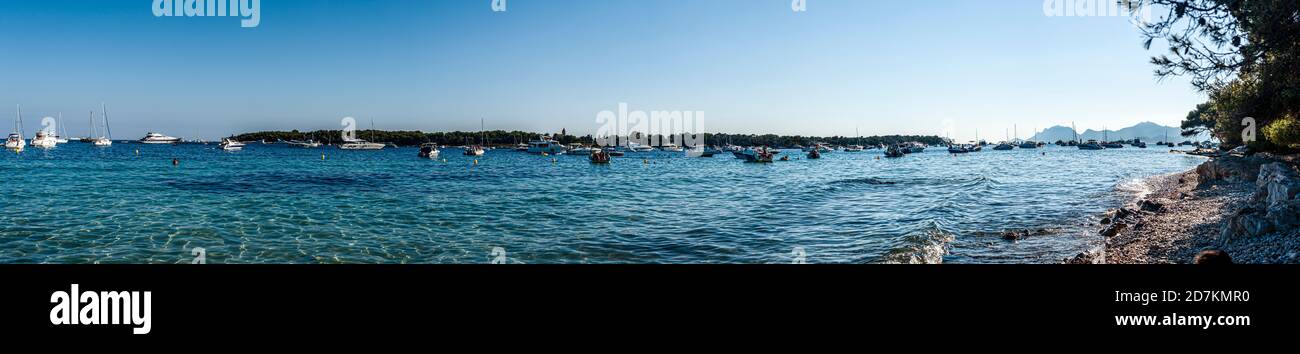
{"left": 1139, "top": 0, "right": 1300, "bottom": 149}
{"left": 232, "top": 130, "right": 945, "bottom": 148}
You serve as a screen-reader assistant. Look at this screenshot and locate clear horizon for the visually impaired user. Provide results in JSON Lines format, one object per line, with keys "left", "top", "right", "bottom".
{"left": 0, "top": 0, "right": 1202, "bottom": 141}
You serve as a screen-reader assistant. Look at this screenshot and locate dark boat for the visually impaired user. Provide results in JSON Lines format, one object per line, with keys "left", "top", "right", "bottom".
{"left": 589, "top": 150, "right": 611, "bottom": 164}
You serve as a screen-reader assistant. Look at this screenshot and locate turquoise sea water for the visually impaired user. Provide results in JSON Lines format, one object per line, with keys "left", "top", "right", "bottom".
{"left": 0, "top": 143, "right": 1205, "bottom": 264}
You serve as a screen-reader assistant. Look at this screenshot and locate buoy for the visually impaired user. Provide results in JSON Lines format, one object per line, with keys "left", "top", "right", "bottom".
{"left": 172, "top": 158, "right": 179, "bottom": 166}
{"left": 321, "top": 154, "right": 326, "bottom": 160}
{"left": 135, "top": 149, "right": 140, "bottom": 156}
{"left": 474, "top": 159, "right": 478, "bottom": 165}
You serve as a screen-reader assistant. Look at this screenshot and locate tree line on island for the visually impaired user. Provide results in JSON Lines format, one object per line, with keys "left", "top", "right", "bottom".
{"left": 231, "top": 130, "right": 946, "bottom": 148}
{"left": 1137, "top": 0, "right": 1299, "bottom": 151}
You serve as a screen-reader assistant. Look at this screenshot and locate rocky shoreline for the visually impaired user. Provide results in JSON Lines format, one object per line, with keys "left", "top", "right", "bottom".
{"left": 1066, "top": 153, "right": 1300, "bottom": 264}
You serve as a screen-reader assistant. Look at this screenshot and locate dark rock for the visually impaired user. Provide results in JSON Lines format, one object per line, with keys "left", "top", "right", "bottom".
{"left": 1139, "top": 199, "right": 1165, "bottom": 213}
{"left": 1111, "top": 208, "right": 1137, "bottom": 223}
{"left": 1064, "top": 249, "right": 1106, "bottom": 264}
{"left": 1194, "top": 250, "right": 1234, "bottom": 265}
{"left": 1001, "top": 230, "right": 1026, "bottom": 241}
{"left": 1100, "top": 222, "right": 1127, "bottom": 237}
{"left": 1100, "top": 217, "right": 1112, "bottom": 225}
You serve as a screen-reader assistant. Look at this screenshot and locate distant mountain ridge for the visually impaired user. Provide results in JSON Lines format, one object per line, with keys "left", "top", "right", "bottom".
{"left": 1029, "top": 122, "right": 1210, "bottom": 143}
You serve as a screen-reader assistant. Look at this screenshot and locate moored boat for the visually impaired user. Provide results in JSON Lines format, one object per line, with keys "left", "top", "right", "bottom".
{"left": 220, "top": 138, "right": 245, "bottom": 151}
{"left": 139, "top": 132, "right": 181, "bottom": 144}
{"left": 419, "top": 143, "right": 440, "bottom": 158}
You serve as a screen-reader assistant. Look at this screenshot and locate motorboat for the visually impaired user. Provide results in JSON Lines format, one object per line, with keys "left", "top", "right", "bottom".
{"left": 220, "top": 138, "right": 245, "bottom": 151}
{"left": 993, "top": 142, "right": 1014, "bottom": 151}
{"left": 605, "top": 147, "right": 626, "bottom": 157}
{"left": 807, "top": 148, "right": 822, "bottom": 159}
{"left": 463, "top": 145, "right": 486, "bottom": 156}
{"left": 30, "top": 130, "right": 58, "bottom": 148}
{"left": 567, "top": 144, "right": 598, "bottom": 156}
{"left": 883, "top": 144, "right": 905, "bottom": 158}
{"left": 1018, "top": 141, "right": 1038, "bottom": 149}
{"left": 1078, "top": 140, "right": 1104, "bottom": 150}
{"left": 659, "top": 143, "right": 684, "bottom": 152}
{"left": 419, "top": 143, "right": 440, "bottom": 159}
{"left": 843, "top": 145, "right": 865, "bottom": 152}
{"left": 527, "top": 138, "right": 564, "bottom": 155}
{"left": 589, "top": 149, "right": 611, "bottom": 164}
{"left": 739, "top": 147, "right": 776, "bottom": 163}
{"left": 947, "top": 145, "right": 970, "bottom": 154}
{"left": 139, "top": 132, "right": 181, "bottom": 144}
{"left": 627, "top": 143, "right": 656, "bottom": 152}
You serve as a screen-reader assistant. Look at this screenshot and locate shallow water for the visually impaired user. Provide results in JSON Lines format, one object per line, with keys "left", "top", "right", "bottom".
{"left": 0, "top": 143, "right": 1205, "bottom": 264}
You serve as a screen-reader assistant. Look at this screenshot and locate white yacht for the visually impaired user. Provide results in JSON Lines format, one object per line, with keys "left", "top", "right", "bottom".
{"left": 659, "top": 143, "right": 684, "bottom": 152}
{"left": 627, "top": 143, "right": 656, "bottom": 152}
{"left": 139, "top": 132, "right": 181, "bottom": 144}
{"left": 220, "top": 138, "right": 245, "bottom": 151}
{"left": 527, "top": 138, "right": 565, "bottom": 155}
{"left": 30, "top": 130, "right": 58, "bottom": 148}
{"left": 339, "top": 139, "right": 385, "bottom": 150}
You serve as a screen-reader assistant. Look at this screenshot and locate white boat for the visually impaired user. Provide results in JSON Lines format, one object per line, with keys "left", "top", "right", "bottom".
{"left": 220, "top": 139, "right": 245, "bottom": 151}
{"left": 139, "top": 132, "right": 181, "bottom": 144}
{"left": 339, "top": 139, "right": 385, "bottom": 150}
{"left": 4, "top": 133, "right": 24, "bottom": 150}
{"left": 7, "top": 105, "right": 27, "bottom": 150}
{"left": 419, "top": 143, "right": 440, "bottom": 159}
{"left": 53, "top": 112, "right": 69, "bottom": 143}
{"left": 627, "top": 143, "right": 655, "bottom": 152}
{"left": 659, "top": 143, "right": 684, "bottom": 152}
{"left": 527, "top": 138, "right": 565, "bottom": 155}
{"left": 286, "top": 140, "right": 321, "bottom": 148}
{"left": 30, "top": 130, "right": 58, "bottom": 149}
{"left": 463, "top": 145, "right": 486, "bottom": 156}
{"left": 567, "top": 144, "right": 598, "bottom": 155}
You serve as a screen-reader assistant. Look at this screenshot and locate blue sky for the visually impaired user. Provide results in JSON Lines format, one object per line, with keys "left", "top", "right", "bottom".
{"left": 0, "top": 0, "right": 1200, "bottom": 141}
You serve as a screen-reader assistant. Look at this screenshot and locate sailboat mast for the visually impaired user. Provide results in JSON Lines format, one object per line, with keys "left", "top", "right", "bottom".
{"left": 16, "top": 104, "right": 23, "bottom": 137}
{"left": 102, "top": 103, "right": 112, "bottom": 140}
{"left": 91, "top": 111, "right": 98, "bottom": 138}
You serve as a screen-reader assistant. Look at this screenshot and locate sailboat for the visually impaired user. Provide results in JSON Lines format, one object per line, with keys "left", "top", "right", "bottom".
{"left": 93, "top": 104, "right": 113, "bottom": 147}
{"left": 1077, "top": 123, "right": 1103, "bottom": 150}
{"left": 54, "top": 113, "right": 69, "bottom": 143}
{"left": 6, "top": 105, "right": 26, "bottom": 150}
{"left": 844, "top": 127, "right": 865, "bottom": 152}
{"left": 464, "top": 118, "right": 486, "bottom": 156}
{"left": 339, "top": 118, "right": 385, "bottom": 150}
{"left": 993, "top": 128, "right": 1013, "bottom": 150}
{"left": 1100, "top": 126, "right": 1124, "bottom": 149}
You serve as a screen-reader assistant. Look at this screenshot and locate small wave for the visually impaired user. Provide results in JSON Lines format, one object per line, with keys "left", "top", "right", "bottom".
{"left": 881, "top": 222, "right": 955, "bottom": 264}
{"left": 832, "top": 177, "right": 897, "bottom": 185}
